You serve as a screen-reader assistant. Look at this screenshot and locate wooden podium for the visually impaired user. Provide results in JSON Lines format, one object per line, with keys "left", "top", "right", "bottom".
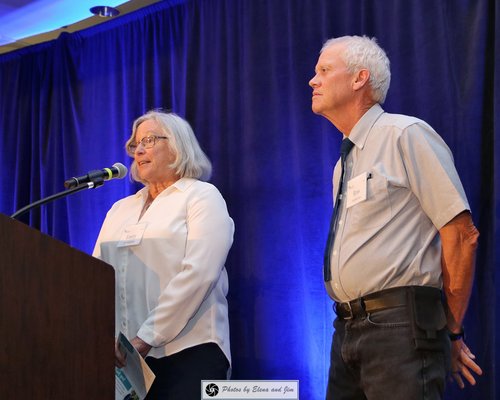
{"left": 0, "top": 213, "right": 115, "bottom": 399}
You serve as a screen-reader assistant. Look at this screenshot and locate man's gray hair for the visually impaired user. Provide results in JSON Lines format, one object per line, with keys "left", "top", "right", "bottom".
{"left": 322, "top": 35, "right": 391, "bottom": 104}
{"left": 126, "top": 110, "right": 212, "bottom": 184}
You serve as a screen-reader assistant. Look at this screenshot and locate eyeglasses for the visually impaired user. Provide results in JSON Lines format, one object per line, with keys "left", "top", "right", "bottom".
{"left": 127, "top": 135, "right": 168, "bottom": 156}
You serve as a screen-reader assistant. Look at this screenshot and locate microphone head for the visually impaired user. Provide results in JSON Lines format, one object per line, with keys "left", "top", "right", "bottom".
{"left": 112, "top": 162, "right": 128, "bottom": 179}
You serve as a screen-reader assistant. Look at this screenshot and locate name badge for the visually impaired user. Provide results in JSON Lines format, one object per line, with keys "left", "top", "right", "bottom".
{"left": 117, "top": 223, "right": 147, "bottom": 247}
{"left": 346, "top": 172, "right": 369, "bottom": 209}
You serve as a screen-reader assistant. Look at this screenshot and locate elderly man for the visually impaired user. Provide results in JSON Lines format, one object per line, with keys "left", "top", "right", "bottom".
{"left": 309, "top": 35, "right": 482, "bottom": 400}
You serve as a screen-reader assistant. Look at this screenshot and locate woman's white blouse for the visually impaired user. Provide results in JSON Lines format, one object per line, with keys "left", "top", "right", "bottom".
{"left": 93, "top": 178, "right": 234, "bottom": 363}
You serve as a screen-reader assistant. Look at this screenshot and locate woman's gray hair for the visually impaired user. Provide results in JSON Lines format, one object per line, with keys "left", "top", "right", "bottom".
{"left": 126, "top": 110, "right": 212, "bottom": 184}
{"left": 322, "top": 35, "right": 391, "bottom": 104}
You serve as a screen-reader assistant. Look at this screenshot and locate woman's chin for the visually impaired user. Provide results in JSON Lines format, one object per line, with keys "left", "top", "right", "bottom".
{"left": 137, "top": 172, "right": 149, "bottom": 183}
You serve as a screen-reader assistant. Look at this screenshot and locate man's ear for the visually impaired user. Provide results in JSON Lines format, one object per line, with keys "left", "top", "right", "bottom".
{"left": 352, "top": 69, "right": 370, "bottom": 91}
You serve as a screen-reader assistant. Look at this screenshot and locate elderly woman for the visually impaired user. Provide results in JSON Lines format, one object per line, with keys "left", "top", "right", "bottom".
{"left": 93, "top": 111, "right": 234, "bottom": 399}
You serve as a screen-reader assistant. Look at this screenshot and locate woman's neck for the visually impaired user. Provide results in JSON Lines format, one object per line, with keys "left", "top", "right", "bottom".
{"left": 148, "top": 178, "right": 179, "bottom": 199}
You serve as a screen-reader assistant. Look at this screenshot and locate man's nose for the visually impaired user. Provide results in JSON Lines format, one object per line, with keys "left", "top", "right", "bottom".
{"left": 309, "top": 74, "right": 319, "bottom": 88}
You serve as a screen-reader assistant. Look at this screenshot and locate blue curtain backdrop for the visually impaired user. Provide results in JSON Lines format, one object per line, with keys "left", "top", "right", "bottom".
{"left": 0, "top": 0, "right": 498, "bottom": 398}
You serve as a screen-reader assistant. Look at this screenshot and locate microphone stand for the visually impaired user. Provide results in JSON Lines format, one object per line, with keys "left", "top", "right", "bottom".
{"left": 11, "top": 178, "right": 103, "bottom": 220}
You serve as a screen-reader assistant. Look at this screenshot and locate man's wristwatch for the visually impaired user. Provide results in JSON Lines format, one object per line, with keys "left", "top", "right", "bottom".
{"left": 448, "top": 326, "right": 465, "bottom": 341}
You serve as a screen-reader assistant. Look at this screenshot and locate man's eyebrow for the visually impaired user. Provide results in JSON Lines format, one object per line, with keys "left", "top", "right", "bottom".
{"left": 315, "top": 63, "right": 331, "bottom": 72}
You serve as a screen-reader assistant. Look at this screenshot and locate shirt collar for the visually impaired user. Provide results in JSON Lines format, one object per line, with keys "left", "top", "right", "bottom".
{"left": 171, "top": 177, "right": 197, "bottom": 192}
{"left": 348, "top": 103, "right": 385, "bottom": 150}
{"left": 135, "top": 177, "right": 197, "bottom": 199}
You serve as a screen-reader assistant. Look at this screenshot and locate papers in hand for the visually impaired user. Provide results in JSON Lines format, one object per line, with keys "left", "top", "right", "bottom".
{"left": 115, "top": 332, "right": 155, "bottom": 400}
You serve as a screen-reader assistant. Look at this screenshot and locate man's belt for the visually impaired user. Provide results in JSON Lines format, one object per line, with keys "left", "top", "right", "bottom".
{"left": 335, "top": 286, "right": 411, "bottom": 320}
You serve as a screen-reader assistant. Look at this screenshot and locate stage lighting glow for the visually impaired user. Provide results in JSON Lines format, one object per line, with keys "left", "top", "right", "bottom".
{"left": 0, "top": 0, "right": 124, "bottom": 46}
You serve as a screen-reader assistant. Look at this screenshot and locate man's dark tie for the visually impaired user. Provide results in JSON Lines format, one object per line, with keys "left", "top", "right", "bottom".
{"left": 323, "top": 138, "right": 355, "bottom": 282}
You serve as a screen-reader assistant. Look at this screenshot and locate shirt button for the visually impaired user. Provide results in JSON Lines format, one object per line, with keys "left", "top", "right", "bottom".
{"left": 334, "top": 282, "right": 339, "bottom": 289}
{"left": 333, "top": 250, "right": 337, "bottom": 256}
{"left": 338, "top": 220, "right": 343, "bottom": 226}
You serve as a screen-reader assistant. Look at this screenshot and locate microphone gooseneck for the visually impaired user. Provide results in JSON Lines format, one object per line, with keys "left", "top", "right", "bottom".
{"left": 11, "top": 162, "right": 128, "bottom": 220}
{"left": 64, "top": 162, "right": 128, "bottom": 189}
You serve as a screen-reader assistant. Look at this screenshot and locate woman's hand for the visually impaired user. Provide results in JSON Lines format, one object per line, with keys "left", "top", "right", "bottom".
{"left": 115, "top": 336, "right": 152, "bottom": 368}
{"left": 131, "top": 336, "right": 153, "bottom": 358}
{"left": 115, "top": 339, "right": 127, "bottom": 368}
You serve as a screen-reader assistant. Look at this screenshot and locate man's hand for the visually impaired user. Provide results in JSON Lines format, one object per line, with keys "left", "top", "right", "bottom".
{"left": 450, "top": 339, "right": 482, "bottom": 388}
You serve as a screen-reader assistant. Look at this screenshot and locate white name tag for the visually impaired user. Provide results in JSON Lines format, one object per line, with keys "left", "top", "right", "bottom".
{"left": 117, "top": 223, "right": 147, "bottom": 247}
{"left": 346, "top": 172, "right": 368, "bottom": 209}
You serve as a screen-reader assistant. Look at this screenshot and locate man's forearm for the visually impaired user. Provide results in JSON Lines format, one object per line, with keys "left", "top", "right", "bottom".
{"left": 439, "top": 211, "right": 479, "bottom": 332}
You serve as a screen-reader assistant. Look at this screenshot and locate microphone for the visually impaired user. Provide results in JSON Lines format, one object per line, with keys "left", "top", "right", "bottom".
{"left": 64, "top": 162, "right": 128, "bottom": 189}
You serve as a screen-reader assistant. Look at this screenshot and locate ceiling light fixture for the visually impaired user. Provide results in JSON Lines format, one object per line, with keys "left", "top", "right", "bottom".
{"left": 90, "top": 6, "right": 120, "bottom": 18}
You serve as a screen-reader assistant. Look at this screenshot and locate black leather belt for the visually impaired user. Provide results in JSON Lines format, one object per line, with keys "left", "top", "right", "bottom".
{"left": 335, "top": 286, "right": 409, "bottom": 320}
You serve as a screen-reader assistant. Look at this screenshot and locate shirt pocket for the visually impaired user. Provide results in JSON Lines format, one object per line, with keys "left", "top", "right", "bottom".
{"left": 349, "top": 172, "right": 391, "bottom": 230}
